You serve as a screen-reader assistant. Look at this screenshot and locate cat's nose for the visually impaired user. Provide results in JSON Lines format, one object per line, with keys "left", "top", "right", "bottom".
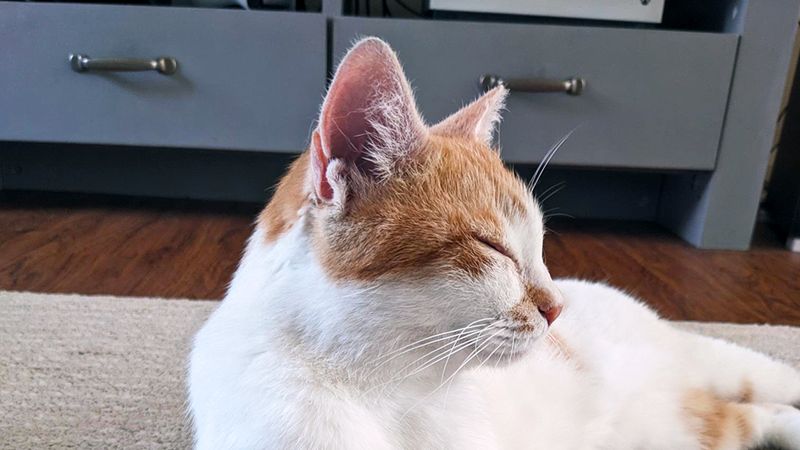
{"left": 538, "top": 304, "right": 562, "bottom": 326}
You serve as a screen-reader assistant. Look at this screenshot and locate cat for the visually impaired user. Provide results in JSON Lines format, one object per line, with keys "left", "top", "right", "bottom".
{"left": 188, "top": 37, "right": 800, "bottom": 450}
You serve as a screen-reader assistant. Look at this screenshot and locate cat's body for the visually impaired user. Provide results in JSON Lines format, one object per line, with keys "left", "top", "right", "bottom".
{"left": 189, "top": 38, "right": 800, "bottom": 449}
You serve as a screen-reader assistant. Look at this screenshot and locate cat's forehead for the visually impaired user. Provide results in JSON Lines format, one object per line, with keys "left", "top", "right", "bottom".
{"left": 423, "top": 135, "right": 535, "bottom": 220}
{"left": 312, "top": 135, "right": 543, "bottom": 282}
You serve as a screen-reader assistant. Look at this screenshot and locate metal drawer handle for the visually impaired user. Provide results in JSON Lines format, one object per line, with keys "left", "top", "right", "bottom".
{"left": 480, "top": 74, "right": 586, "bottom": 96}
{"left": 69, "top": 54, "right": 178, "bottom": 75}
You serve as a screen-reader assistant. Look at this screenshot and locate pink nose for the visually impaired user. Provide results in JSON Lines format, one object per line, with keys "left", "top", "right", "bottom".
{"left": 539, "top": 304, "right": 563, "bottom": 326}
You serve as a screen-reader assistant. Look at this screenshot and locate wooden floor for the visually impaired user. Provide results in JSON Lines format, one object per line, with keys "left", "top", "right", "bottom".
{"left": 2, "top": 191, "right": 799, "bottom": 325}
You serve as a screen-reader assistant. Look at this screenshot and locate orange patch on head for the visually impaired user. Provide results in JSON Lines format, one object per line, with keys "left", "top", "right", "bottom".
{"left": 308, "top": 135, "right": 531, "bottom": 282}
{"left": 258, "top": 38, "right": 533, "bottom": 282}
{"left": 683, "top": 389, "right": 753, "bottom": 450}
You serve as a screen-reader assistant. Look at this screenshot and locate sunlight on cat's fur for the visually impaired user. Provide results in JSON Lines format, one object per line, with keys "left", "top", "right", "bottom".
{"left": 188, "top": 38, "right": 800, "bottom": 450}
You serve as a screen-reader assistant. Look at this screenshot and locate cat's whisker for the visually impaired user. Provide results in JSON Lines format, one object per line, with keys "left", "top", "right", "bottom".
{"left": 476, "top": 340, "right": 505, "bottom": 373}
{"left": 365, "top": 334, "right": 486, "bottom": 396}
{"left": 528, "top": 142, "right": 560, "bottom": 192}
{"left": 368, "top": 328, "right": 486, "bottom": 378}
{"left": 376, "top": 324, "right": 496, "bottom": 392}
{"left": 544, "top": 225, "right": 560, "bottom": 237}
{"left": 507, "top": 335, "right": 516, "bottom": 366}
{"left": 372, "top": 330, "right": 490, "bottom": 369}
{"left": 372, "top": 328, "right": 483, "bottom": 365}
{"left": 542, "top": 213, "right": 575, "bottom": 223}
{"left": 404, "top": 327, "right": 493, "bottom": 373}
{"left": 434, "top": 330, "right": 505, "bottom": 413}
{"left": 439, "top": 318, "right": 495, "bottom": 383}
{"left": 544, "top": 212, "right": 575, "bottom": 221}
{"left": 529, "top": 126, "right": 578, "bottom": 192}
{"left": 393, "top": 334, "right": 486, "bottom": 382}
{"left": 364, "top": 321, "right": 495, "bottom": 394}
{"left": 536, "top": 181, "right": 567, "bottom": 205}
{"left": 531, "top": 132, "right": 571, "bottom": 190}
{"left": 371, "top": 319, "right": 493, "bottom": 365}
{"left": 441, "top": 330, "right": 503, "bottom": 398}
{"left": 533, "top": 180, "right": 560, "bottom": 198}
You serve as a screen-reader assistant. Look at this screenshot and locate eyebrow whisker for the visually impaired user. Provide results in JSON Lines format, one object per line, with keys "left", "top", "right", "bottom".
{"left": 529, "top": 126, "right": 579, "bottom": 192}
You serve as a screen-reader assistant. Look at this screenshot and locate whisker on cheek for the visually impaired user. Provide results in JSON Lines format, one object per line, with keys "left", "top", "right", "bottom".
{"left": 396, "top": 335, "right": 486, "bottom": 381}
{"left": 438, "top": 317, "right": 500, "bottom": 383}
{"left": 382, "top": 329, "right": 487, "bottom": 377}
{"left": 438, "top": 329, "right": 504, "bottom": 409}
{"left": 366, "top": 333, "right": 488, "bottom": 396}
{"left": 364, "top": 319, "right": 498, "bottom": 388}
{"left": 507, "top": 335, "right": 516, "bottom": 365}
{"left": 371, "top": 318, "right": 493, "bottom": 364}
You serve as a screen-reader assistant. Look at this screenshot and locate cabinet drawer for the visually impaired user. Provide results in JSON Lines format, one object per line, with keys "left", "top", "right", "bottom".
{"left": 0, "top": 3, "right": 326, "bottom": 152}
{"left": 333, "top": 18, "right": 738, "bottom": 170}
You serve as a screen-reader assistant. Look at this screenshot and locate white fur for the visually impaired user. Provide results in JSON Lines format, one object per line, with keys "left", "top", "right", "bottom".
{"left": 189, "top": 208, "right": 800, "bottom": 449}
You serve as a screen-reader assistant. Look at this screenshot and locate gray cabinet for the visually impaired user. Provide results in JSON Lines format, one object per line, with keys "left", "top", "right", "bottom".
{"left": 0, "top": 3, "right": 326, "bottom": 152}
{"left": 333, "top": 17, "right": 737, "bottom": 170}
{"left": 2, "top": 0, "right": 799, "bottom": 250}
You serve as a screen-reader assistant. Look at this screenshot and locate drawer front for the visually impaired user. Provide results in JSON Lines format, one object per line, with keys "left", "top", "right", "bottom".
{"left": 333, "top": 18, "right": 738, "bottom": 169}
{"left": 0, "top": 3, "right": 325, "bottom": 152}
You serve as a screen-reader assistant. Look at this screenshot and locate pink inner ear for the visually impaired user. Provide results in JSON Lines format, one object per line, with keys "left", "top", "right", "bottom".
{"left": 431, "top": 86, "right": 508, "bottom": 145}
{"left": 319, "top": 67, "right": 373, "bottom": 165}
{"left": 314, "top": 38, "right": 426, "bottom": 185}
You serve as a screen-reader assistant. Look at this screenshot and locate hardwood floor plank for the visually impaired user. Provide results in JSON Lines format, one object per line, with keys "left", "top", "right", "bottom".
{"left": 0, "top": 193, "right": 254, "bottom": 300}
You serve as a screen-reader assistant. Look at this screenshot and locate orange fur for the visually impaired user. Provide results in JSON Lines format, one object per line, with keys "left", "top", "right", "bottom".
{"left": 312, "top": 134, "right": 529, "bottom": 282}
{"left": 258, "top": 152, "right": 310, "bottom": 243}
{"left": 683, "top": 389, "right": 753, "bottom": 450}
{"left": 738, "top": 379, "right": 754, "bottom": 403}
{"left": 258, "top": 133, "right": 531, "bottom": 283}
{"left": 547, "top": 331, "right": 580, "bottom": 367}
{"left": 509, "top": 284, "right": 559, "bottom": 331}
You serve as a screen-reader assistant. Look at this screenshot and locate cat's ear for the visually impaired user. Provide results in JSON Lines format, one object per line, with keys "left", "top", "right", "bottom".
{"left": 430, "top": 86, "right": 508, "bottom": 146}
{"left": 310, "top": 37, "right": 427, "bottom": 204}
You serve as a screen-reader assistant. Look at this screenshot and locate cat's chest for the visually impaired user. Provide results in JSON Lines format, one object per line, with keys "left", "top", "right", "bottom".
{"left": 359, "top": 383, "right": 498, "bottom": 450}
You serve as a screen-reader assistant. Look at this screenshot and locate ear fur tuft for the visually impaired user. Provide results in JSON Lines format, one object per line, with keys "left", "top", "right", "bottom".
{"left": 431, "top": 86, "right": 508, "bottom": 146}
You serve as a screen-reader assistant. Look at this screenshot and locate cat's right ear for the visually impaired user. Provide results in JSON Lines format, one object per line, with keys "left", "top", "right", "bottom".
{"left": 309, "top": 37, "right": 427, "bottom": 206}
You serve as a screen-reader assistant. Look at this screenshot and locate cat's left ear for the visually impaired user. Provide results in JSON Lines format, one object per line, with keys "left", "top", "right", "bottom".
{"left": 431, "top": 86, "right": 508, "bottom": 146}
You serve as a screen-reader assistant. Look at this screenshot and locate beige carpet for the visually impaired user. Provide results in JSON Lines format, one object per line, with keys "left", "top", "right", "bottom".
{"left": 1, "top": 291, "right": 799, "bottom": 449}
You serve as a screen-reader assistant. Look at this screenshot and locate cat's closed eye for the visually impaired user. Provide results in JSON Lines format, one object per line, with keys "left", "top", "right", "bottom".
{"left": 474, "top": 236, "right": 518, "bottom": 267}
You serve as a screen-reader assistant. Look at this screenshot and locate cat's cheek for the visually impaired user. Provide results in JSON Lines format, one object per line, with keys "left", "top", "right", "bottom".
{"left": 479, "top": 261, "right": 526, "bottom": 315}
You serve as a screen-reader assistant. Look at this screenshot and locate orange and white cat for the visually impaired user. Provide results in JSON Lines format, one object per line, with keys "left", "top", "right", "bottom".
{"left": 188, "top": 38, "right": 800, "bottom": 450}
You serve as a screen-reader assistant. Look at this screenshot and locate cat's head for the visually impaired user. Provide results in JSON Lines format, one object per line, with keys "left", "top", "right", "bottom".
{"left": 267, "top": 38, "right": 563, "bottom": 374}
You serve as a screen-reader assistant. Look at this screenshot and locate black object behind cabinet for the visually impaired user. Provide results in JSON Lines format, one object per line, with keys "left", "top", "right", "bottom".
{"left": 767, "top": 55, "right": 800, "bottom": 251}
